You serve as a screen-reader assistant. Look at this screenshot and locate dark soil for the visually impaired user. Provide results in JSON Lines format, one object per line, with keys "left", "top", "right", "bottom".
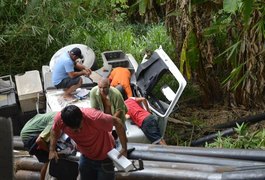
{"left": 164, "top": 103, "right": 265, "bottom": 146}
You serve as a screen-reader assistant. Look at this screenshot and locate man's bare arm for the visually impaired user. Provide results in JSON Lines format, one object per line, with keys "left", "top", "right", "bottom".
{"left": 48, "top": 129, "right": 61, "bottom": 161}
{"left": 68, "top": 69, "right": 91, "bottom": 78}
{"left": 135, "top": 97, "right": 151, "bottom": 112}
{"left": 112, "top": 116, "right": 127, "bottom": 157}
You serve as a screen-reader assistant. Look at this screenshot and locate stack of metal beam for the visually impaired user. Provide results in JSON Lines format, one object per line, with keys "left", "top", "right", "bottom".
{"left": 13, "top": 136, "right": 265, "bottom": 180}
{"left": 126, "top": 143, "right": 265, "bottom": 180}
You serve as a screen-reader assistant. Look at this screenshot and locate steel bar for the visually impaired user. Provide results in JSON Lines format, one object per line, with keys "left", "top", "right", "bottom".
{"left": 192, "top": 113, "right": 265, "bottom": 147}
{"left": 221, "top": 169, "right": 265, "bottom": 180}
{"left": 128, "top": 143, "right": 265, "bottom": 162}
{"left": 16, "top": 158, "right": 43, "bottom": 171}
{"left": 133, "top": 160, "right": 235, "bottom": 172}
{"left": 14, "top": 155, "right": 265, "bottom": 180}
{"left": 191, "top": 128, "right": 235, "bottom": 146}
{"left": 14, "top": 156, "right": 235, "bottom": 174}
{"left": 15, "top": 170, "right": 40, "bottom": 180}
{"left": 116, "top": 167, "right": 222, "bottom": 180}
{"left": 13, "top": 140, "right": 25, "bottom": 150}
{"left": 128, "top": 151, "right": 265, "bottom": 167}
{"left": 13, "top": 136, "right": 22, "bottom": 141}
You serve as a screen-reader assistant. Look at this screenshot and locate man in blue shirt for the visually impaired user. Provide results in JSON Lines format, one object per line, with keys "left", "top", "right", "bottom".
{"left": 52, "top": 47, "right": 91, "bottom": 99}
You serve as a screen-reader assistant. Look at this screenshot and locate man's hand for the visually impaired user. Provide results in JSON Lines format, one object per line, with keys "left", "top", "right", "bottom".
{"left": 114, "top": 109, "right": 122, "bottom": 118}
{"left": 82, "top": 69, "right": 91, "bottom": 77}
{"left": 112, "top": 116, "right": 128, "bottom": 159}
{"left": 118, "top": 147, "right": 127, "bottom": 158}
{"left": 84, "top": 68, "right": 92, "bottom": 75}
{"left": 49, "top": 150, "right": 59, "bottom": 162}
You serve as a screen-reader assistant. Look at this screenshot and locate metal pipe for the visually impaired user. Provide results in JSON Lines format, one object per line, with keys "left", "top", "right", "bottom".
{"left": 134, "top": 160, "right": 235, "bottom": 172}
{"left": 116, "top": 167, "right": 265, "bottom": 180}
{"left": 128, "top": 151, "right": 265, "bottom": 167}
{"left": 13, "top": 136, "right": 22, "bottom": 141}
{"left": 16, "top": 158, "right": 43, "bottom": 171}
{"left": 15, "top": 170, "right": 40, "bottom": 180}
{"left": 14, "top": 156, "right": 233, "bottom": 174}
{"left": 221, "top": 169, "right": 265, "bottom": 180}
{"left": 128, "top": 143, "right": 265, "bottom": 162}
{"left": 192, "top": 113, "right": 265, "bottom": 147}
{"left": 116, "top": 167, "right": 222, "bottom": 180}
{"left": 13, "top": 137, "right": 265, "bottom": 163}
{"left": 191, "top": 128, "right": 235, "bottom": 146}
{"left": 14, "top": 155, "right": 265, "bottom": 180}
{"left": 13, "top": 140, "right": 25, "bottom": 150}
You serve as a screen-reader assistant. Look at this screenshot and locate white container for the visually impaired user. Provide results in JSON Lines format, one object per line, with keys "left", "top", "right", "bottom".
{"left": 42, "top": 65, "right": 54, "bottom": 90}
{"left": 15, "top": 70, "right": 45, "bottom": 112}
{"left": 107, "top": 148, "right": 134, "bottom": 172}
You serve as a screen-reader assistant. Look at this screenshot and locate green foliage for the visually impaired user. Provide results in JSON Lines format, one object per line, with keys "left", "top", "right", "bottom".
{"left": 205, "top": 123, "right": 265, "bottom": 149}
{"left": 0, "top": 0, "right": 175, "bottom": 77}
{"left": 223, "top": 0, "right": 242, "bottom": 13}
{"left": 165, "top": 122, "right": 181, "bottom": 145}
{"left": 130, "top": 0, "right": 166, "bottom": 16}
{"left": 92, "top": 22, "right": 174, "bottom": 64}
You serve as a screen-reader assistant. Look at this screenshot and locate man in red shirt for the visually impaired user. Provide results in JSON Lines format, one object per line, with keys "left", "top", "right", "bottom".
{"left": 125, "top": 97, "right": 166, "bottom": 145}
{"left": 49, "top": 105, "right": 127, "bottom": 180}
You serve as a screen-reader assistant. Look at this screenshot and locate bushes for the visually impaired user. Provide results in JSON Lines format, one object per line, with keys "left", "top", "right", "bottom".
{"left": 205, "top": 123, "right": 265, "bottom": 149}
{"left": 0, "top": 1, "right": 175, "bottom": 76}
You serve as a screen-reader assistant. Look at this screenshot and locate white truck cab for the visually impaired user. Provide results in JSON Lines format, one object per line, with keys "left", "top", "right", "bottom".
{"left": 43, "top": 44, "right": 187, "bottom": 144}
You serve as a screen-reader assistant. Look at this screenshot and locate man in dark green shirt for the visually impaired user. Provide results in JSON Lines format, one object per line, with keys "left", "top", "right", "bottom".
{"left": 20, "top": 112, "right": 56, "bottom": 180}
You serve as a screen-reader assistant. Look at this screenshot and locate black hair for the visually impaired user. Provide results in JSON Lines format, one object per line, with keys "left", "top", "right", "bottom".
{"left": 61, "top": 105, "right": 82, "bottom": 128}
{"left": 115, "top": 85, "right": 127, "bottom": 100}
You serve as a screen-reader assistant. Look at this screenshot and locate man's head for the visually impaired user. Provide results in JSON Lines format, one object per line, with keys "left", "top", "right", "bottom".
{"left": 98, "top": 78, "right": 110, "bottom": 96}
{"left": 69, "top": 47, "right": 83, "bottom": 60}
{"left": 61, "top": 105, "right": 82, "bottom": 130}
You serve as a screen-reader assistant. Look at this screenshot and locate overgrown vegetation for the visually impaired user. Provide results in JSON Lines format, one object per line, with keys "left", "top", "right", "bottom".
{"left": 0, "top": 0, "right": 174, "bottom": 76}
{"left": 206, "top": 123, "right": 265, "bottom": 149}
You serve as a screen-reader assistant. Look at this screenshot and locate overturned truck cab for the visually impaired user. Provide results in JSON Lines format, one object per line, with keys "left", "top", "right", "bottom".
{"left": 43, "top": 44, "right": 187, "bottom": 144}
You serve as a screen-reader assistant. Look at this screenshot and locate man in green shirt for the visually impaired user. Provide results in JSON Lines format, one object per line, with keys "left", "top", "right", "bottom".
{"left": 20, "top": 112, "right": 56, "bottom": 180}
{"left": 90, "top": 78, "right": 127, "bottom": 123}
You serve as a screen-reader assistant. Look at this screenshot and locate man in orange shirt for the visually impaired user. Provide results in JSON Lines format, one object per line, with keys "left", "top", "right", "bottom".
{"left": 108, "top": 67, "right": 132, "bottom": 100}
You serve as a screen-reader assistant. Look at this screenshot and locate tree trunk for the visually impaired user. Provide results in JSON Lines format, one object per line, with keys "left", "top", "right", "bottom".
{"left": 165, "top": 0, "right": 223, "bottom": 107}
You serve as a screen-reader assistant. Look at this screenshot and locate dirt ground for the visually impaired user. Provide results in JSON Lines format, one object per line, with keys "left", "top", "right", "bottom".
{"left": 164, "top": 103, "right": 265, "bottom": 146}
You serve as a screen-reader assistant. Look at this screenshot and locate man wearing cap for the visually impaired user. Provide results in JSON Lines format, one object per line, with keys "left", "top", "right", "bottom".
{"left": 52, "top": 47, "right": 91, "bottom": 99}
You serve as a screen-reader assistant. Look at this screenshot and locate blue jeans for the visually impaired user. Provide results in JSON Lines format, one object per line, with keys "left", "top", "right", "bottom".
{"left": 79, "top": 154, "right": 115, "bottom": 180}
{"left": 141, "top": 114, "right": 162, "bottom": 143}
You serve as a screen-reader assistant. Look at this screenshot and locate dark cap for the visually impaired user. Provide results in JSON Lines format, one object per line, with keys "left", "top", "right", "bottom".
{"left": 70, "top": 47, "right": 83, "bottom": 59}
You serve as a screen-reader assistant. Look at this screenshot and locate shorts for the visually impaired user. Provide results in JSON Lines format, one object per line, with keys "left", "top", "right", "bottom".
{"left": 55, "top": 77, "right": 81, "bottom": 89}
{"left": 141, "top": 114, "right": 162, "bottom": 144}
{"left": 23, "top": 134, "right": 49, "bottom": 163}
